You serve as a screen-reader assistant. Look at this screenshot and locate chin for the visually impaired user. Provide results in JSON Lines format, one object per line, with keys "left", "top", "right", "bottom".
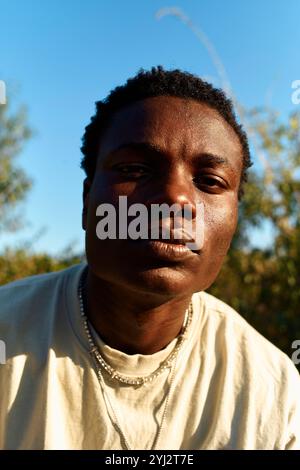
{"left": 129, "top": 266, "right": 197, "bottom": 297}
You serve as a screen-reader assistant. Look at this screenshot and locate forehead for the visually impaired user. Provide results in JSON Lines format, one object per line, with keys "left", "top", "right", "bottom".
{"left": 98, "top": 96, "right": 243, "bottom": 167}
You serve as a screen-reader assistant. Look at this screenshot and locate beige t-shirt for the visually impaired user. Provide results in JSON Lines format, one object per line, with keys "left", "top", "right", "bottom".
{"left": 0, "top": 263, "right": 299, "bottom": 450}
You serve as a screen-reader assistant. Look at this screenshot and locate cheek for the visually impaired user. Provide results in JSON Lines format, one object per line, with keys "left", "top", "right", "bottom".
{"left": 85, "top": 179, "right": 120, "bottom": 230}
{"left": 190, "top": 201, "right": 238, "bottom": 291}
{"left": 204, "top": 200, "right": 238, "bottom": 255}
{"left": 85, "top": 183, "right": 112, "bottom": 255}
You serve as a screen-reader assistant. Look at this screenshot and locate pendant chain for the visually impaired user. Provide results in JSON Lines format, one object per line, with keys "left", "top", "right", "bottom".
{"left": 78, "top": 270, "right": 193, "bottom": 450}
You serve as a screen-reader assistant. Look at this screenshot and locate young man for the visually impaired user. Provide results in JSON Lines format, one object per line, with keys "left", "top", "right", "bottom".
{"left": 0, "top": 67, "right": 299, "bottom": 450}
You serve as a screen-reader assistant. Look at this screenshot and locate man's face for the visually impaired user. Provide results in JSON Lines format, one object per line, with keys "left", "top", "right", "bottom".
{"left": 83, "top": 96, "right": 242, "bottom": 297}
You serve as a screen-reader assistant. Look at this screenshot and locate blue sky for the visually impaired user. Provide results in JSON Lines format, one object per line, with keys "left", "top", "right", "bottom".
{"left": 0, "top": 0, "right": 299, "bottom": 254}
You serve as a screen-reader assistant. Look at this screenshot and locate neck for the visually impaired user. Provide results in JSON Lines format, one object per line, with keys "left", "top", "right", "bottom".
{"left": 81, "top": 267, "right": 192, "bottom": 355}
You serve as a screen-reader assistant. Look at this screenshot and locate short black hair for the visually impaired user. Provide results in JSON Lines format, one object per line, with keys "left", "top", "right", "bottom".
{"left": 81, "top": 66, "right": 252, "bottom": 198}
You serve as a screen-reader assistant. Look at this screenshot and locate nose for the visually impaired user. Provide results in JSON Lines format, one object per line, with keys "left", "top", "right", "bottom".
{"left": 146, "top": 166, "right": 197, "bottom": 218}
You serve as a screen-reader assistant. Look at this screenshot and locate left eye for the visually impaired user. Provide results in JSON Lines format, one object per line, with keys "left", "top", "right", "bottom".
{"left": 193, "top": 175, "right": 226, "bottom": 190}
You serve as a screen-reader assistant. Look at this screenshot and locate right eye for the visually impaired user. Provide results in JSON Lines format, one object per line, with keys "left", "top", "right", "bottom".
{"left": 113, "top": 164, "right": 151, "bottom": 179}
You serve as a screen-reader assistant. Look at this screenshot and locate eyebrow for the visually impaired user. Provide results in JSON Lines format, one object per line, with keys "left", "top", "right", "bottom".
{"left": 109, "top": 142, "right": 168, "bottom": 158}
{"left": 108, "top": 142, "right": 233, "bottom": 169}
{"left": 193, "top": 152, "right": 232, "bottom": 168}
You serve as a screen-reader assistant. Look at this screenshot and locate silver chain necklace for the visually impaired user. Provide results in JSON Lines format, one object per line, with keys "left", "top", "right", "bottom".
{"left": 78, "top": 271, "right": 193, "bottom": 450}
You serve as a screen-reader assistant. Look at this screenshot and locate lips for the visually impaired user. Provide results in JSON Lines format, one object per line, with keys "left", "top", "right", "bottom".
{"left": 141, "top": 222, "right": 196, "bottom": 246}
{"left": 128, "top": 219, "right": 199, "bottom": 261}
{"left": 129, "top": 238, "right": 197, "bottom": 262}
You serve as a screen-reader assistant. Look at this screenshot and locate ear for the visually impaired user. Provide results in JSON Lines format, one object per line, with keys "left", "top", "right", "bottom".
{"left": 82, "top": 177, "right": 92, "bottom": 231}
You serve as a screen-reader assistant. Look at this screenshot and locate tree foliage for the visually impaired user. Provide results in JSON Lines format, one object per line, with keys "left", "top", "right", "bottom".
{"left": 0, "top": 248, "right": 84, "bottom": 285}
{"left": 209, "top": 109, "right": 300, "bottom": 363}
{"left": 0, "top": 98, "right": 32, "bottom": 232}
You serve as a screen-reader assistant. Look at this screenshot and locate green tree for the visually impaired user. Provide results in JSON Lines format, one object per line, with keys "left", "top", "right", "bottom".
{"left": 0, "top": 247, "right": 84, "bottom": 285}
{"left": 0, "top": 95, "right": 84, "bottom": 283}
{"left": 209, "top": 109, "right": 300, "bottom": 364}
{"left": 0, "top": 96, "right": 32, "bottom": 232}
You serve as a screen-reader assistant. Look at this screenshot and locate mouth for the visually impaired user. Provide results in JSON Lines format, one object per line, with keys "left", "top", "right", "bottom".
{"left": 129, "top": 238, "right": 199, "bottom": 262}
{"left": 141, "top": 225, "right": 197, "bottom": 245}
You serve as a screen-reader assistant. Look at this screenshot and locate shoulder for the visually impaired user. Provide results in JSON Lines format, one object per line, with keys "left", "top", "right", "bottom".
{"left": 194, "top": 292, "right": 300, "bottom": 448}
{"left": 0, "top": 263, "right": 85, "bottom": 327}
{"left": 196, "top": 290, "right": 300, "bottom": 388}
